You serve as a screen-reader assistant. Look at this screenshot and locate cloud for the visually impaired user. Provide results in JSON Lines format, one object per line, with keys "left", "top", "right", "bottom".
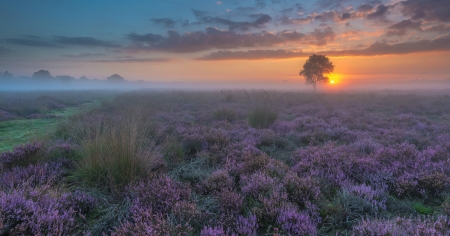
{"left": 386, "top": 19, "right": 422, "bottom": 36}
{"left": 151, "top": 18, "right": 177, "bottom": 28}
{"left": 5, "top": 38, "right": 58, "bottom": 47}
{"left": 195, "top": 49, "right": 308, "bottom": 60}
{"left": 358, "top": 4, "right": 373, "bottom": 12}
{"left": 316, "top": 0, "right": 351, "bottom": 10}
{"left": 367, "top": 4, "right": 390, "bottom": 19}
{"left": 90, "top": 58, "right": 171, "bottom": 63}
{"left": 63, "top": 53, "right": 107, "bottom": 58}
{"left": 196, "top": 34, "right": 450, "bottom": 60}
{"left": 53, "top": 36, "right": 121, "bottom": 48}
{"left": 279, "top": 9, "right": 366, "bottom": 24}
{"left": 279, "top": 11, "right": 340, "bottom": 24}
{"left": 310, "top": 27, "right": 336, "bottom": 46}
{"left": 424, "top": 24, "right": 450, "bottom": 33}
{"left": 126, "top": 26, "right": 336, "bottom": 53}
{"left": 193, "top": 10, "right": 272, "bottom": 31}
{"left": 400, "top": 0, "right": 450, "bottom": 22}
{"left": 353, "top": 34, "right": 450, "bottom": 55}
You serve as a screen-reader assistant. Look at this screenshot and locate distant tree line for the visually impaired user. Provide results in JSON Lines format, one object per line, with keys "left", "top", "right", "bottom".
{"left": 1, "top": 69, "right": 126, "bottom": 83}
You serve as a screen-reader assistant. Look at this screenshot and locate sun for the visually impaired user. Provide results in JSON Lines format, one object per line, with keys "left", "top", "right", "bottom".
{"left": 327, "top": 74, "right": 342, "bottom": 85}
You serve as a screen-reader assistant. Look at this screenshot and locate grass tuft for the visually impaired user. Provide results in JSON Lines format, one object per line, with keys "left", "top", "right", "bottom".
{"left": 74, "top": 110, "right": 159, "bottom": 190}
{"left": 248, "top": 106, "right": 278, "bottom": 129}
{"left": 412, "top": 202, "right": 433, "bottom": 215}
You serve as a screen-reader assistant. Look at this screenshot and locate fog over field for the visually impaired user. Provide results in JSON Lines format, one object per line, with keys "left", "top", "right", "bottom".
{"left": 2, "top": 71, "right": 450, "bottom": 92}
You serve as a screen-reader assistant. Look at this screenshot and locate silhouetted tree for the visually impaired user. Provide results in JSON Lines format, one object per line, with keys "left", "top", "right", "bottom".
{"left": 79, "top": 76, "right": 89, "bottom": 81}
{"left": 107, "top": 74, "right": 125, "bottom": 82}
{"left": 1, "top": 71, "right": 13, "bottom": 78}
{"left": 299, "top": 54, "right": 334, "bottom": 92}
{"left": 56, "top": 75, "right": 75, "bottom": 84}
{"left": 32, "top": 70, "right": 53, "bottom": 80}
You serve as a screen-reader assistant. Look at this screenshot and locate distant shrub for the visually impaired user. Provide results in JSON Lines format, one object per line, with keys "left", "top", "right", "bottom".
{"left": 176, "top": 126, "right": 230, "bottom": 156}
{"left": 248, "top": 106, "right": 278, "bottom": 129}
{"left": 213, "top": 107, "right": 237, "bottom": 122}
{"left": 0, "top": 109, "right": 17, "bottom": 121}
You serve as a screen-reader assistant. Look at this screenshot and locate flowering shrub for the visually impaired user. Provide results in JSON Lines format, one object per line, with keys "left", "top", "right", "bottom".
{"left": 130, "top": 177, "right": 192, "bottom": 213}
{"left": 240, "top": 171, "right": 276, "bottom": 198}
{"left": 5, "top": 91, "right": 450, "bottom": 234}
{"left": 201, "top": 169, "right": 234, "bottom": 194}
{"left": 0, "top": 187, "right": 95, "bottom": 235}
{"left": 284, "top": 172, "right": 320, "bottom": 207}
{"left": 236, "top": 214, "right": 258, "bottom": 236}
{"left": 352, "top": 216, "right": 450, "bottom": 235}
{"left": 0, "top": 160, "right": 67, "bottom": 190}
{"left": 215, "top": 189, "right": 244, "bottom": 214}
{"left": 0, "top": 142, "right": 42, "bottom": 170}
{"left": 200, "top": 225, "right": 228, "bottom": 236}
{"left": 277, "top": 205, "right": 317, "bottom": 236}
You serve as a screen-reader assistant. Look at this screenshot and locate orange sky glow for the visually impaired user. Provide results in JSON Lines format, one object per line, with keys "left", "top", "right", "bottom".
{"left": 1, "top": 0, "right": 450, "bottom": 87}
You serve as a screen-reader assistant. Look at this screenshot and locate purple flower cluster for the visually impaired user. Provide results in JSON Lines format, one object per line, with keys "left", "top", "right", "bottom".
{"left": 0, "top": 142, "right": 42, "bottom": 170}
{"left": 353, "top": 216, "right": 450, "bottom": 235}
{"left": 5, "top": 91, "right": 450, "bottom": 234}
{"left": 129, "top": 177, "right": 192, "bottom": 213}
{"left": 0, "top": 187, "right": 96, "bottom": 235}
{"left": 277, "top": 205, "right": 317, "bottom": 236}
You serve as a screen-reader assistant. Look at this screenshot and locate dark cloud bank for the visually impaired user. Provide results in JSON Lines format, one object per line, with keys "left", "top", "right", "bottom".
{"left": 126, "top": 26, "right": 335, "bottom": 53}
{"left": 196, "top": 34, "right": 450, "bottom": 60}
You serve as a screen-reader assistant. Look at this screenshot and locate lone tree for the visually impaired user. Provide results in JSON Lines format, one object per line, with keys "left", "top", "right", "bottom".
{"left": 107, "top": 74, "right": 125, "bottom": 82}
{"left": 299, "top": 54, "right": 334, "bottom": 92}
{"left": 32, "top": 70, "right": 53, "bottom": 80}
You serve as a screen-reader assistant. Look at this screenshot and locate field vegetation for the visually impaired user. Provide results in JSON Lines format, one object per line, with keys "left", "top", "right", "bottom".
{"left": 1, "top": 90, "right": 450, "bottom": 235}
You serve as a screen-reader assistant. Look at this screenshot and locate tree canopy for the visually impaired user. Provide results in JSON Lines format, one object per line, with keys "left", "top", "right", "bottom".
{"left": 32, "top": 70, "right": 53, "bottom": 79}
{"left": 107, "top": 74, "right": 125, "bottom": 82}
{"left": 299, "top": 54, "right": 334, "bottom": 91}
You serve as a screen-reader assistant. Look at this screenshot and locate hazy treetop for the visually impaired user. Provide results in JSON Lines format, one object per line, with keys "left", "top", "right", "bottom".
{"left": 107, "top": 74, "right": 126, "bottom": 82}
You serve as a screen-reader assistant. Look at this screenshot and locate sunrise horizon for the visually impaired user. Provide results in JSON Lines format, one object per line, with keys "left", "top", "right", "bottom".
{"left": 1, "top": 0, "right": 449, "bottom": 87}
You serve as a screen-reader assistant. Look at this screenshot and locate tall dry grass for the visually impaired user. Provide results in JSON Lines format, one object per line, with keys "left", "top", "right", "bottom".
{"left": 74, "top": 108, "right": 161, "bottom": 190}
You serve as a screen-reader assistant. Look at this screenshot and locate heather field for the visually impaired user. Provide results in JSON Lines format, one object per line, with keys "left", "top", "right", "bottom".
{"left": 2, "top": 90, "right": 450, "bottom": 235}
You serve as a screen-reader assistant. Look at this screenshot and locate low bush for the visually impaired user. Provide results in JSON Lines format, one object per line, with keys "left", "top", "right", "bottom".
{"left": 213, "top": 107, "right": 237, "bottom": 122}
{"left": 352, "top": 216, "right": 450, "bottom": 235}
{"left": 248, "top": 106, "right": 278, "bottom": 129}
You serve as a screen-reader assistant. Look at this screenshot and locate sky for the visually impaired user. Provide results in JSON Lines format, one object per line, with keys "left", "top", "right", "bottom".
{"left": 1, "top": 0, "right": 450, "bottom": 85}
